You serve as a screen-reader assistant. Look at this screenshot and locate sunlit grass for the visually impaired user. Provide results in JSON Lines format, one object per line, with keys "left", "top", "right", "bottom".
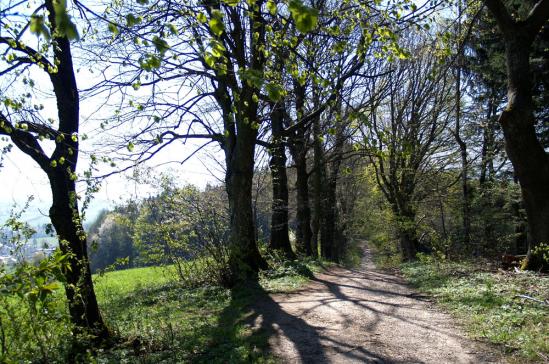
{"left": 1, "top": 255, "right": 324, "bottom": 363}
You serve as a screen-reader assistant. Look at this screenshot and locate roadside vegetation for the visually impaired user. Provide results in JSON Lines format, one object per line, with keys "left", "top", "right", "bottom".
{"left": 1, "top": 253, "right": 324, "bottom": 363}
{"left": 1, "top": 0, "right": 548, "bottom": 361}
{"left": 401, "top": 256, "right": 549, "bottom": 363}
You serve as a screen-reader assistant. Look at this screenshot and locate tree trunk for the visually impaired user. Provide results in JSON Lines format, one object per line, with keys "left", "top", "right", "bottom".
{"left": 320, "top": 174, "right": 338, "bottom": 261}
{"left": 499, "top": 36, "right": 549, "bottom": 271}
{"left": 394, "top": 204, "right": 418, "bottom": 261}
{"left": 479, "top": 96, "right": 497, "bottom": 186}
{"left": 399, "top": 228, "right": 419, "bottom": 262}
{"left": 225, "top": 125, "right": 268, "bottom": 283}
{"left": 455, "top": 5, "right": 472, "bottom": 247}
{"left": 42, "top": 0, "right": 109, "bottom": 340}
{"left": 268, "top": 103, "right": 295, "bottom": 259}
{"left": 311, "top": 115, "right": 324, "bottom": 258}
{"left": 483, "top": 0, "right": 549, "bottom": 271}
{"left": 320, "top": 126, "right": 344, "bottom": 262}
{"left": 479, "top": 97, "right": 498, "bottom": 252}
{"left": 293, "top": 150, "right": 313, "bottom": 256}
{"left": 48, "top": 172, "right": 108, "bottom": 339}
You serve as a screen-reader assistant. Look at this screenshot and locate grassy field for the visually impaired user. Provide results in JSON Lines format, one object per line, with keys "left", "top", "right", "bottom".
{"left": 401, "top": 258, "right": 549, "bottom": 363}
{"left": 93, "top": 259, "right": 326, "bottom": 363}
{"left": 0, "top": 258, "right": 325, "bottom": 363}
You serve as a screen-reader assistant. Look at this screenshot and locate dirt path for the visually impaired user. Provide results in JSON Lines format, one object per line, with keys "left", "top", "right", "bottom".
{"left": 251, "top": 247, "right": 504, "bottom": 363}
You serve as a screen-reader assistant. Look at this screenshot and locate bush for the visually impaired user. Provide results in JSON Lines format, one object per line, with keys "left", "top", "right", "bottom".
{"left": 0, "top": 251, "right": 73, "bottom": 362}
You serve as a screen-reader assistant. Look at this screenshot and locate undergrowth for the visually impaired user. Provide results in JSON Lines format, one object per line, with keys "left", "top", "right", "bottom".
{"left": 401, "top": 256, "right": 549, "bottom": 363}
{"left": 1, "top": 254, "right": 324, "bottom": 363}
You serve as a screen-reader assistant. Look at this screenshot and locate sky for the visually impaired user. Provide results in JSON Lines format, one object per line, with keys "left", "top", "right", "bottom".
{"left": 0, "top": 141, "right": 224, "bottom": 225}
{"left": 0, "top": 0, "right": 442, "bottom": 227}
{"left": 0, "top": 0, "right": 233, "bottom": 226}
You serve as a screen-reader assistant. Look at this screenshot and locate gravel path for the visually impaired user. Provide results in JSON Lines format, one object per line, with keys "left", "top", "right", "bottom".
{"left": 251, "top": 247, "right": 505, "bottom": 363}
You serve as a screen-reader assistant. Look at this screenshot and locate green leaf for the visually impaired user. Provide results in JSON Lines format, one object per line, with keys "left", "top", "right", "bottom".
{"left": 266, "top": 82, "right": 285, "bottom": 101}
{"left": 204, "top": 52, "right": 216, "bottom": 68}
{"left": 40, "top": 282, "right": 60, "bottom": 294}
{"left": 108, "top": 22, "right": 119, "bottom": 35}
{"left": 222, "top": 0, "right": 240, "bottom": 6}
{"left": 30, "top": 15, "right": 50, "bottom": 39}
{"left": 126, "top": 14, "right": 141, "bottom": 27}
{"left": 239, "top": 69, "right": 264, "bottom": 89}
{"left": 139, "top": 54, "right": 162, "bottom": 71}
{"left": 168, "top": 23, "right": 178, "bottom": 35}
{"left": 288, "top": 0, "right": 318, "bottom": 33}
{"left": 52, "top": 0, "right": 80, "bottom": 40}
{"left": 266, "top": 0, "right": 277, "bottom": 15}
{"left": 127, "top": 142, "right": 135, "bottom": 152}
{"left": 197, "top": 13, "right": 207, "bottom": 24}
{"left": 153, "top": 36, "right": 170, "bottom": 55}
{"left": 209, "top": 17, "right": 225, "bottom": 37}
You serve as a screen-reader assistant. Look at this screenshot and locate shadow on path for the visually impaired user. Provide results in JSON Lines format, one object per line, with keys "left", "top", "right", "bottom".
{"left": 247, "top": 281, "right": 400, "bottom": 364}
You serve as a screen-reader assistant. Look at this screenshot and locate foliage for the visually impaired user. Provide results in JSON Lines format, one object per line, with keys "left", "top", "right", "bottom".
{"left": 133, "top": 180, "right": 231, "bottom": 286}
{"left": 88, "top": 207, "right": 137, "bottom": 273}
{"left": 260, "top": 250, "right": 327, "bottom": 292}
{"left": 402, "top": 260, "right": 549, "bottom": 363}
{"left": 349, "top": 165, "right": 401, "bottom": 266}
{"left": 0, "top": 254, "right": 73, "bottom": 363}
{"left": 0, "top": 208, "right": 73, "bottom": 363}
{"left": 351, "top": 162, "right": 528, "bottom": 265}
{"left": 86, "top": 179, "right": 232, "bottom": 286}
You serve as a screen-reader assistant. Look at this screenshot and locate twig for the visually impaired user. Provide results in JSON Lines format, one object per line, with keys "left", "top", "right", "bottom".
{"left": 514, "top": 294, "right": 549, "bottom": 307}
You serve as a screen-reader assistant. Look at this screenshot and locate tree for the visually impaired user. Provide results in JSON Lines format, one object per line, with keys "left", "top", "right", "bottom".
{"left": 0, "top": 0, "right": 108, "bottom": 339}
{"left": 359, "top": 36, "right": 454, "bottom": 261}
{"left": 87, "top": 0, "right": 328, "bottom": 282}
{"left": 268, "top": 93, "right": 296, "bottom": 259}
{"left": 483, "top": 0, "right": 549, "bottom": 270}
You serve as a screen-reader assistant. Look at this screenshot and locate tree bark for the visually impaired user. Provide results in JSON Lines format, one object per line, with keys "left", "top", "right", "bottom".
{"left": 320, "top": 124, "right": 344, "bottom": 262}
{"left": 44, "top": 0, "right": 109, "bottom": 339}
{"left": 455, "top": 0, "right": 472, "bottom": 247}
{"left": 320, "top": 172, "right": 339, "bottom": 261}
{"left": 0, "top": 0, "right": 110, "bottom": 339}
{"left": 48, "top": 172, "right": 108, "bottom": 338}
{"left": 484, "top": 0, "right": 549, "bottom": 270}
{"left": 399, "top": 228, "right": 419, "bottom": 262}
{"left": 292, "top": 147, "right": 313, "bottom": 256}
{"left": 288, "top": 81, "right": 313, "bottom": 256}
{"left": 225, "top": 119, "right": 268, "bottom": 283}
{"left": 311, "top": 113, "right": 324, "bottom": 258}
{"left": 395, "top": 206, "right": 419, "bottom": 262}
{"left": 268, "top": 103, "right": 295, "bottom": 259}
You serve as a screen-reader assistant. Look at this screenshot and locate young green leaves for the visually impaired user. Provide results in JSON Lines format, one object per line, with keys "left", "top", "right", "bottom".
{"left": 209, "top": 10, "right": 225, "bottom": 37}
{"left": 52, "top": 0, "right": 80, "bottom": 40}
{"left": 288, "top": 0, "right": 318, "bottom": 33}
{"left": 30, "top": 15, "right": 51, "bottom": 39}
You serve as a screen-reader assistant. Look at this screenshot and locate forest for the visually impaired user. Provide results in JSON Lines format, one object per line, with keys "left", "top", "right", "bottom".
{"left": 0, "top": 0, "right": 548, "bottom": 363}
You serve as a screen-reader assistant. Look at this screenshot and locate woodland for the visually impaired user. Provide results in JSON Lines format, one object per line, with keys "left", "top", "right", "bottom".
{"left": 0, "top": 0, "right": 548, "bottom": 362}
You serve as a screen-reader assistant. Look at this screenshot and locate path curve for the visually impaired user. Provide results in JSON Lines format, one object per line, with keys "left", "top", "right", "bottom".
{"left": 251, "top": 247, "right": 504, "bottom": 363}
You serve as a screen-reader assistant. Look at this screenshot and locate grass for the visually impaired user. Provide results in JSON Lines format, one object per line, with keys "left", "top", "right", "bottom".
{"left": 1, "top": 256, "right": 323, "bottom": 363}
{"left": 90, "top": 258, "right": 324, "bottom": 363}
{"left": 401, "top": 258, "right": 549, "bottom": 363}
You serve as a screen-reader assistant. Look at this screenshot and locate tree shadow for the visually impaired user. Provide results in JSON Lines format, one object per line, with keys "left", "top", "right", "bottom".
{"left": 206, "top": 280, "right": 408, "bottom": 363}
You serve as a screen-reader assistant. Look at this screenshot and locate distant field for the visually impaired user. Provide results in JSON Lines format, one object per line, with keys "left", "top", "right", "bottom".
{"left": 93, "top": 265, "right": 177, "bottom": 298}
